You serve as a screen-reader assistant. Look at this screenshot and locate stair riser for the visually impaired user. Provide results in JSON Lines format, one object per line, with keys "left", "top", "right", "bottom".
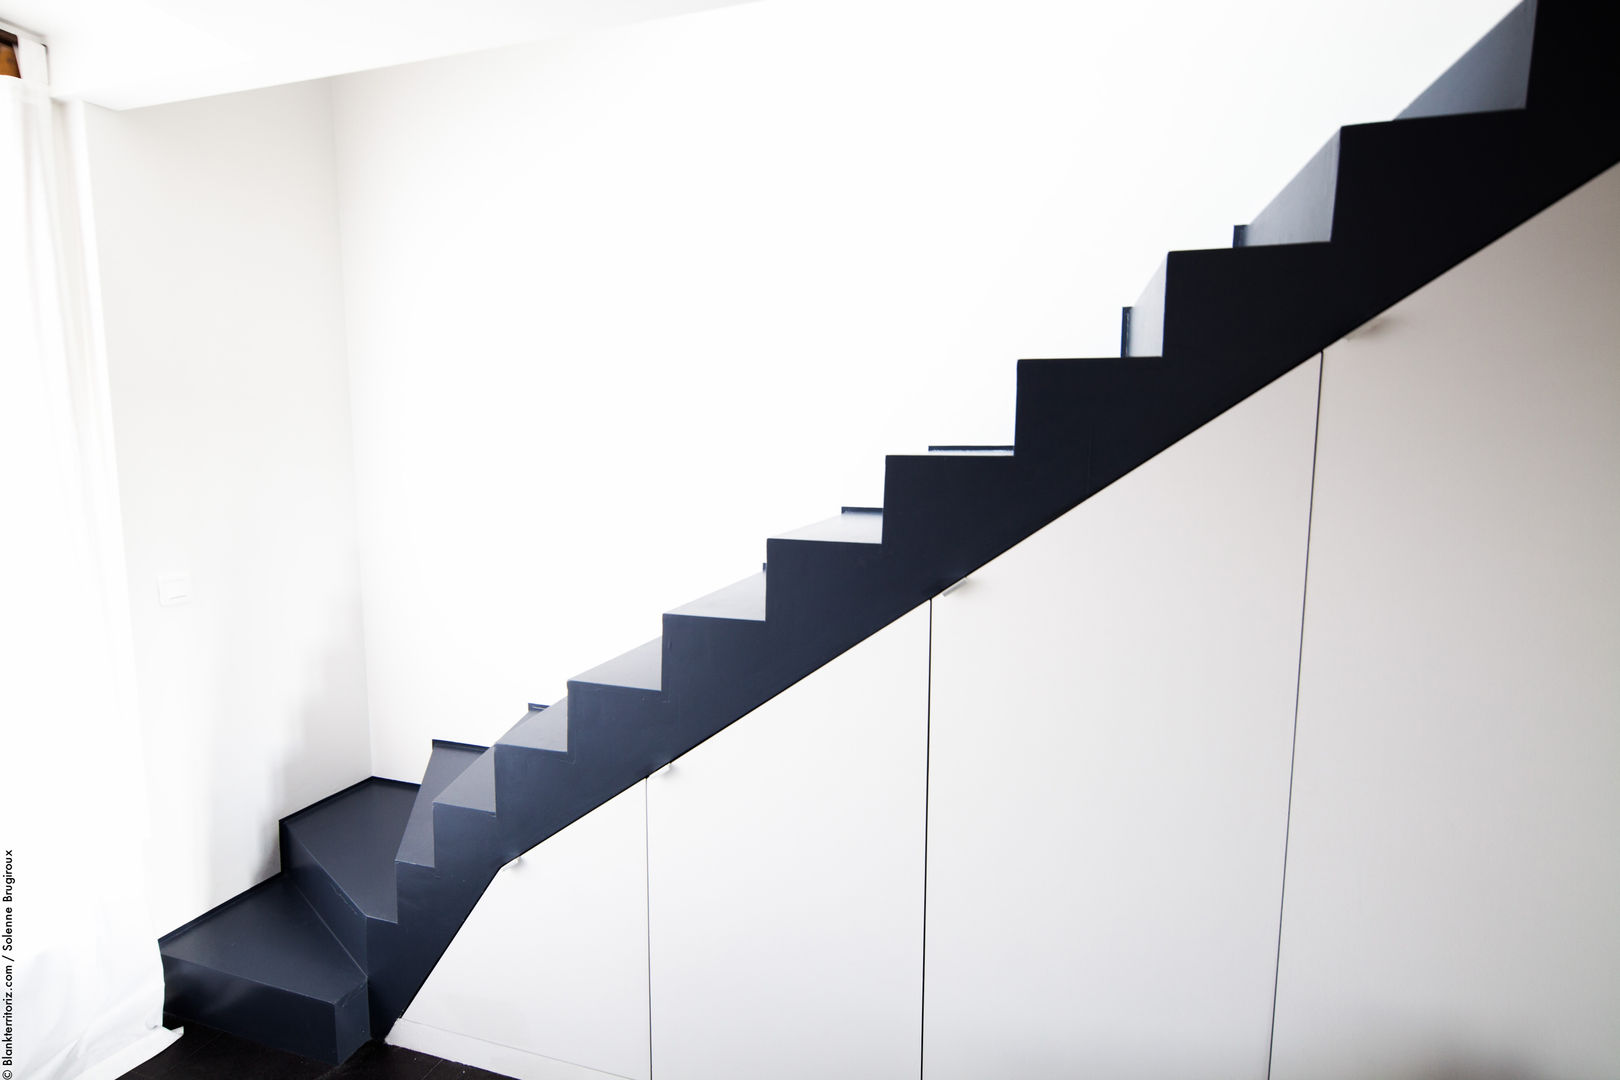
{"left": 163, "top": 954, "right": 369, "bottom": 1064}
{"left": 1016, "top": 356, "right": 1238, "bottom": 497}
{"left": 567, "top": 626, "right": 810, "bottom": 766}
{"left": 565, "top": 681, "right": 664, "bottom": 733}
{"left": 762, "top": 538, "right": 926, "bottom": 650}
{"left": 281, "top": 824, "right": 372, "bottom": 968}
{"left": 493, "top": 743, "right": 646, "bottom": 859}
{"left": 880, "top": 455, "right": 1065, "bottom": 587}
{"left": 430, "top": 801, "right": 503, "bottom": 876}
{"left": 1016, "top": 357, "right": 1187, "bottom": 468}
{"left": 1330, "top": 114, "right": 1618, "bottom": 274}
{"left": 659, "top": 613, "right": 773, "bottom": 703}
{"left": 1523, "top": 0, "right": 1620, "bottom": 115}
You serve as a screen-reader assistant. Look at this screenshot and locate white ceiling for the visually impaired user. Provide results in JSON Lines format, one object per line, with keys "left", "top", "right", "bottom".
{"left": 0, "top": 0, "right": 756, "bottom": 108}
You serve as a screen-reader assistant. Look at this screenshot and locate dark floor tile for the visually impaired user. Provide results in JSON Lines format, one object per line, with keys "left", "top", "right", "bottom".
{"left": 122, "top": 1022, "right": 222, "bottom": 1079}
{"left": 325, "top": 1040, "right": 441, "bottom": 1080}
{"left": 160, "top": 1029, "right": 329, "bottom": 1080}
{"left": 422, "top": 1062, "right": 519, "bottom": 1080}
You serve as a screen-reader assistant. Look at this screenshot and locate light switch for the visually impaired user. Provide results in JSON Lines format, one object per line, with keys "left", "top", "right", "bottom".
{"left": 157, "top": 572, "right": 192, "bottom": 606}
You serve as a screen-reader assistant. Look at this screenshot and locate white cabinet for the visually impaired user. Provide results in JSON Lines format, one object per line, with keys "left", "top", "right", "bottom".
{"left": 395, "top": 783, "right": 651, "bottom": 1080}
{"left": 924, "top": 358, "right": 1321, "bottom": 1079}
{"left": 1270, "top": 164, "right": 1620, "bottom": 1080}
{"left": 647, "top": 605, "right": 930, "bottom": 1080}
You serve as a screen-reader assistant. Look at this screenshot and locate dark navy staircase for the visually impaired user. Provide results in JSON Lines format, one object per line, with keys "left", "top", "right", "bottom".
{"left": 159, "top": 0, "right": 1620, "bottom": 1062}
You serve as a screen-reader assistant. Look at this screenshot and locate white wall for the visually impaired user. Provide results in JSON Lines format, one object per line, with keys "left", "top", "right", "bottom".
{"left": 1270, "top": 164, "right": 1620, "bottom": 1080}
{"left": 330, "top": 0, "right": 1518, "bottom": 782}
{"left": 84, "top": 81, "right": 371, "bottom": 933}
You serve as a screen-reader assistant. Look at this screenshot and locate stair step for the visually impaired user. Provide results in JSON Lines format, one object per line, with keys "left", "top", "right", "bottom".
{"left": 662, "top": 574, "right": 775, "bottom": 722}
{"left": 397, "top": 741, "right": 487, "bottom": 869}
{"left": 161, "top": 876, "right": 368, "bottom": 1063}
{"left": 764, "top": 507, "right": 919, "bottom": 666}
{"left": 927, "top": 445, "right": 1015, "bottom": 455}
{"left": 500, "top": 698, "right": 570, "bottom": 753}
{"left": 492, "top": 694, "right": 650, "bottom": 860}
{"left": 572, "top": 636, "right": 663, "bottom": 692}
{"left": 283, "top": 779, "right": 417, "bottom": 925}
{"left": 773, "top": 507, "right": 884, "bottom": 545}
{"left": 1014, "top": 355, "right": 1203, "bottom": 484}
{"left": 435, "top": 748, "right": 496, "bottom": 814}
{"left": 491, "top": 698, "right": 580, "bottom": 852}
{"left": 881, "top": 452, "right": 1052, "bottom": 587}
{"left": 668, "top": 571, "right": 767, "bottom": 622}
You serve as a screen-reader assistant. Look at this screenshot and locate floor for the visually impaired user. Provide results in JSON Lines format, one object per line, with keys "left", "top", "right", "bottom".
{"left": 117, "top": 1019, "right": 517, "bottom": 1080}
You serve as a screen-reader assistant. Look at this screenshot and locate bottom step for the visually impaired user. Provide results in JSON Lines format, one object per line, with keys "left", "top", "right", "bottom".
{"left": 161, "top": 876, "right": 370, "bottom": 1063}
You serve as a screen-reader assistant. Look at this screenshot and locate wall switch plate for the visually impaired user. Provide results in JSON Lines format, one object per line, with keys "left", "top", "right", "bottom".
{"left": 157, "top": 572, "right": 192, "bottom": 606}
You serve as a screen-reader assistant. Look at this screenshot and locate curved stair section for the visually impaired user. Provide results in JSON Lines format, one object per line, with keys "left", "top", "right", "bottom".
{"left": 159, "top": 0, "right": 1620, "bottom": 1063}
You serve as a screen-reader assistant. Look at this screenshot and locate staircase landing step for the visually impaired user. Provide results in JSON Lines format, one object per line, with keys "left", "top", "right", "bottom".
{"left": 283, "top": 779, "right": 417, "bottom": 922}
{"left": 162, "top": 875, "right": 365, "bottom": 1000}
{"left": 161, "top": 877, "right": 368, "bottom": 1063}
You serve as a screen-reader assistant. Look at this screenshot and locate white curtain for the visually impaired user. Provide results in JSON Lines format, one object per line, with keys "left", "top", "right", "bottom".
{"left": 0, "top": 74, "right": 178, "bottom": 1080}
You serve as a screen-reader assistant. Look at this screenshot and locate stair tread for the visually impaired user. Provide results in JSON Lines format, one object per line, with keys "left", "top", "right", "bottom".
{"left": 668, "top": 572, "right": 767, "bottom": 622}
{"left": 435, "top": 749, "right": 496, "bottom": 813}
{"left": 284, "top": 779, "right": 417, "bottom": 922}
{"left": 397, "top": 743, "right": 487, "bottom": 868}
{"left": 572, "top": 637, "right": 662, "bottom": 691}
{"left": 773, "top": 509, "right": 884, "bottom": 545}
{"left": 500, "top": 698, "right": 570, "bottom": 753}
{"left": 162, "top": 877, "right": 365, "bottom": 1001}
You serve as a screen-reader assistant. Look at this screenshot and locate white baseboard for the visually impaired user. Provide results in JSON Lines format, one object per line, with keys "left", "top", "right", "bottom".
{"left": 386, "top": 1018, "right": 638, "bottom": 1080}
{"left": 74, "top": 1026, "right": 183, "bottom": 1080}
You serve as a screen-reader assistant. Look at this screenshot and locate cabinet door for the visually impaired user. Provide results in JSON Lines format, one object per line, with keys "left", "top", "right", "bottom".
{"left": 925, "top": 358, "right": 1320, "bottom": 1080}
{"left": 648, "top": 604, "right": 929, "bottom": 1080}
{"left": 397, "top": 783, "right": 651, "bottom": 1080}
{"left": 1272, "top": 165, "right": 1620, "bottom": 1080}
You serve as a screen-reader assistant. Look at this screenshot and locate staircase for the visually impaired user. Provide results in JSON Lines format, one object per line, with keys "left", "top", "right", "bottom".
{"left": 158, "top": 0, "right": 1620, "bottom": 1062}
